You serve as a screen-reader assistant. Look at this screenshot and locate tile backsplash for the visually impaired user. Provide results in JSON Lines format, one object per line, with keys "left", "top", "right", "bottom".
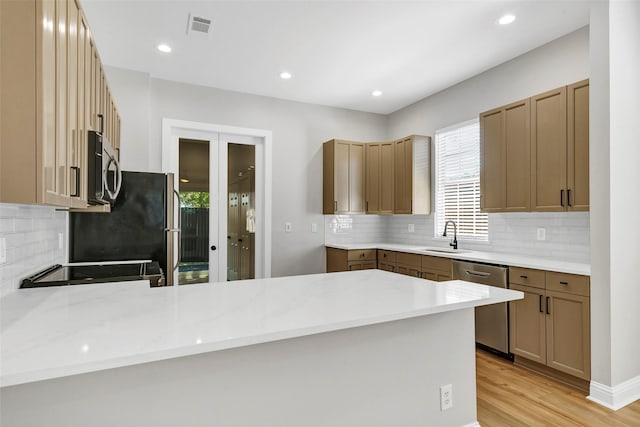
{"left": 325, "top": 212, "right": 590, "bottom": 264}
{"left": 0, "top": 203, "right": 67, "bottom": 296}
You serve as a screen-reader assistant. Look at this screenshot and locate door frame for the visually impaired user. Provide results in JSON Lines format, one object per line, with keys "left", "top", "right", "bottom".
{"left": 162, "top": 118, "right": 272, "bottom": 284}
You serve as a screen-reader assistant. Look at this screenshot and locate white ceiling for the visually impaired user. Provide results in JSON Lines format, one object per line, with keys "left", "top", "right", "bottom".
{"left": 82, "top": 0, "right": 590, "bottom": 115}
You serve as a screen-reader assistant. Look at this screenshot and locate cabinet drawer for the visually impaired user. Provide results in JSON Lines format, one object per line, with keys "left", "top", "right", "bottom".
{"left": 422, "top": 255, "right": 452, "bottom": 274}
{"left": 546, "top": 272, "right": 590, "bottom": 296}
{"left": 510, "top": 267, "right": 545, "bottom": 289}
{"left": 348, "top": 249, "right": 376, "bottom": 262}
{"left": 377, "top": 250, "right": 397, "bottom": 263}
{"left": 396, "top": 252, "right": 422, "bottom": 268}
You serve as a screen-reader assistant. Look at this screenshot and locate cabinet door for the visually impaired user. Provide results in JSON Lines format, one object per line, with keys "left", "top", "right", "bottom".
{"left": 504, "top": 99, "right": 530, "bottom": 211}
{"left": 378, "top": 262, "right": 395, "bottom": 272}
{"left": 394, "top": 138, "right": 413, "bottom": 213}
{"left": 531, "top": 87, "right": 567, "bottom": 211}
{"left": 54, "top": 0, "right": 69, "bottom": 198}
{"left": 567, "top": 80, "right": 589, "bottom": 211}
{"left": 395, "top": 264, "right": 421, "bottom": 278}
{"left": 40, "top": 0, "right": 57, "bottom": 202}
{"left": 67, "top": 0, "right": 84, "bottom": 206}
{"left": 509, "top": 284, "right": 546, "bottom": 364}
{"left": 546, "top": 290, "right": 591, "bottom": 380}
{"left": 480, "top": 108, "right": 504, "bottom": 211}
{"left": 379, "top": 142, "right": 394, "bottom": 214}
{"left": 334, "top": 140, "right": 350, "bottom": 213}
{"left": 326, "top": 248, "right": 348, "bottom": 272}
{"left": 349, "top": 143, "right": 365, "bottom": 213}
{"left": 365, "top": 143, "right": 380, "bottom": 213}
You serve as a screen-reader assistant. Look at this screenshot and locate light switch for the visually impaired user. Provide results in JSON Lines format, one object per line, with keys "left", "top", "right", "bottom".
{"left": 536, "top": 228, "right": 546, "bottom": 241}
{"left": 311, "top": 223, "right": 318, "bottom": 233}
{"left": 408, "top": 224, "right": 415, "bottom": 232}
{"left": 285, "top": 222, "right": 292, "bottom": 233}
{"left": 0, "top": 237, "right": 6, "bottom": 264}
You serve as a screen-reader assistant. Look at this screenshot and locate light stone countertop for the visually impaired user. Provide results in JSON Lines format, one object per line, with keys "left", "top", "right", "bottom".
{"left": 325, "top": 243, "right": 590, "bottom": 276}
{"left": 0, "top": 270, "right": 522, "bottom": 388}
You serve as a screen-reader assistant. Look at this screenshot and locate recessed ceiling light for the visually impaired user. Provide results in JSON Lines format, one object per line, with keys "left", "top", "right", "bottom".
{"left": 372, "top": 90, "right": 383, "bottom": 97}
{"left": 157, "top": 43, "right": 172, "bottom": 53}
{"left": 498, "top": 14, "right": 516, "bottom": 25}
{"left": 280, "top": 71, "right": 292, "bottom": 80}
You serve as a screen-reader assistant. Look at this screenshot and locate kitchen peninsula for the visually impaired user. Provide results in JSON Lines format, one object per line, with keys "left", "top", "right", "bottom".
{"left": 0, "top": 270, "right": 522, "bottom": 426}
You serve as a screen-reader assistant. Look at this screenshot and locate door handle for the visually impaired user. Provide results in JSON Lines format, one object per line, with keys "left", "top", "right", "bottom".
{"left": 546, "top": 296, "right": 550, "bottom": 315}
{"left": 465, "top": 270, "right": 491, "bottom": 278}
{"left": 560, "top": 189, "right": 564, "bottom": 207}
{"left": 70, "top": 166, "right": 80, "bottom": 197}
{"left": 210, "top": 245, "right": 217, "bottom": 251}
{"left": 539, "top": 295, "right": 543, "bottom": 313}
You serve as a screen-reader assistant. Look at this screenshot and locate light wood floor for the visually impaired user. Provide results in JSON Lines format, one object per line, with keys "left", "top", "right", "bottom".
{"left": 476, "top": 350, "right": 640, "bottom": 426}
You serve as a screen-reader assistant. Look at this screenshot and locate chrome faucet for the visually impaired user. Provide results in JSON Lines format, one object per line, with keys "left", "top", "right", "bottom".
{"left": 442, "top": 220, "right": 458, "bottom": 250}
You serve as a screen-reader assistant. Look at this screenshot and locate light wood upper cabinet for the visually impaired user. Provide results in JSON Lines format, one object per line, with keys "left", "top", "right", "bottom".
{"left": 531, "top": 87, "right": 567, "bottom": 211}
{"left": 323, "top": 139, "right": 365, "bottom": 214}
{"left": 480, "top": 99, "right": 530, "bottom": 212}
{"left": 394, "top": 135, "right": 431, "bottom": 215}
{"left": 567, "top": 80, "right": 589, "bottom": 211}
{"left": 0, "top": 0, "right": 120, "bottom": 208}
{"left": 480, "top": 80, "right": 589, "bottom": 213}
{"left": 365, "top": 142, "right": 394, "bottom": 214}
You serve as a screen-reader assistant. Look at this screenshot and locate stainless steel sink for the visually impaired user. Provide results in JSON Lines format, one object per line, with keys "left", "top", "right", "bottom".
{"left": 421, "top": 247, "right": 469, "bottom": 254}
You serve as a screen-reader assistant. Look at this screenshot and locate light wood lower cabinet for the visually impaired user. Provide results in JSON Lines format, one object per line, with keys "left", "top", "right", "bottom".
{"left": 326, "top": 248, "right": 376, "bottom": 272}
{"left": 421, "top": 255, "right": 452, "bottom": 282}
{"left": 509, "top": 267, "right": 590, "bottom": 381}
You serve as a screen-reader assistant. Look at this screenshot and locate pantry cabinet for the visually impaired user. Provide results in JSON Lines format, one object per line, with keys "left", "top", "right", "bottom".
{"left": 509, "top": 267, "right": 590, "bottom": 381}
{"left": 0, "top": 0, "right": 121, "bottom": 207}
{"left": 480, "top": 99, "right": 531, "bottom": 212}
{"left": 323, "top": 140, "right": 366, "bottom": 214}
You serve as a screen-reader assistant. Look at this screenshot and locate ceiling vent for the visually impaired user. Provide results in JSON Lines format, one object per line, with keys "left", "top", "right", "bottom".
{"left": 187, "top": 13, "right": 213, "bottom": 37}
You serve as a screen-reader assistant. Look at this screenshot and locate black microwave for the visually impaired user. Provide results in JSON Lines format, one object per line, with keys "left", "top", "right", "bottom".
{"left": 87, "top": 128, "right": 122, "bottom": 205}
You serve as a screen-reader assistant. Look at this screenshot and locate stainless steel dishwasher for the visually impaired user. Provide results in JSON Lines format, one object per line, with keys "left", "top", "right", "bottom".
{"left": 452, "top": 260, "right": 510, "bottom": 357}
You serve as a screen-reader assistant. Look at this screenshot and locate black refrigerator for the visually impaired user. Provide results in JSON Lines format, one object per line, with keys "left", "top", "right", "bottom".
{"left": 69, "top": 171, "right": 179, "bottom": 286}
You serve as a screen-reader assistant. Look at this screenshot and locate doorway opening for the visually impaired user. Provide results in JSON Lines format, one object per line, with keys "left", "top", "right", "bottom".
{"left": 227, "top": 143, "right": 256, "bottom": 281}
{"left": 178, "top": 138, "right": 210, "bottom": 285}
{"left": 162, "top": 118, "right": 272, "bottom": 285}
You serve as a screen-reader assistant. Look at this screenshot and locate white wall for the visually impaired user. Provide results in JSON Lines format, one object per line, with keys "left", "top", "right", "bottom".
{"left": 0, "top": 204, "right": 67, "bottom": 296}
{"left": 387, "top": 26, "right": 589, "bottom": 140}
{"left": 607, "top": 0, "right": 640, "bottom": 392}
{"left": 105, "top": 66, "right": 388, "bottom": 277}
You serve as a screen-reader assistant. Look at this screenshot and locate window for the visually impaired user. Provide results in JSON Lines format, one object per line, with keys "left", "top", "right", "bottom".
{"left": 434, "top": 119, "right": 488, "bottom": 241}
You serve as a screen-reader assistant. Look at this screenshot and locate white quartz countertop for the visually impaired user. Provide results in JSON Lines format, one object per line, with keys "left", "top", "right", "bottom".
{"left": 325, "top": 243, "right": 590, "bottom": 276}
{"left": 0, "top": 271, "right": 522, "bottom": 387}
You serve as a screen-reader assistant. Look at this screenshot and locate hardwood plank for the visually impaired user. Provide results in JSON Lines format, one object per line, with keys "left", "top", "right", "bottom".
{"left": 476, "top": 349, "right": 640, "bottom": 426}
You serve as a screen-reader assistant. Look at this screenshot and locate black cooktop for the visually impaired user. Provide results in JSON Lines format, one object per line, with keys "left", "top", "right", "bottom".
{"left": 20, "top": 262, "right": 165, "bottom": 288}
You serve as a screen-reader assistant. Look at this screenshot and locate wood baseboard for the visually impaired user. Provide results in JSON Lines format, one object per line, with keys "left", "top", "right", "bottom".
{"left": 514, "top": 355, "right": 590, "bottom": 393}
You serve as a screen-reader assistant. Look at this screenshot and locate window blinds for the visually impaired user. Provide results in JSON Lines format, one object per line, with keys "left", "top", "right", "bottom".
{"left": 435, "top": 119, "right": 488, "bottom": 241}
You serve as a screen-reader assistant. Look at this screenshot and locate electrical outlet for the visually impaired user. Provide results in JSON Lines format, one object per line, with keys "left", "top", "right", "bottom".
{"left": 285, "top": 222, "right": 292, "bottom": 233}
{"left": 311, "top": 223, "right": 318, "bottom": 233}
{"left": 536, "top": 228, "right": 546, "bottom": 241}
{"left": 408, "top": 224, "right": 415, "bottom": 232}
{"left": 440, "top": 384, "right": 453, "bottom": 411}
{"left": 0, "top": 237, "right": 6, "bottom": 264}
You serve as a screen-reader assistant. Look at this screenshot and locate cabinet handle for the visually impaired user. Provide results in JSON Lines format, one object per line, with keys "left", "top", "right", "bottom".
{"left": 365, "top": 201, "right": 368, "bottom": 212}
{"left": 520, "top": 275, "right": 528, "bottom": 279}
{"left": 559, "top": 281, "right": 569, "bottom": 285}
{"left": 560, "top": 189, "right": 564, "bottom": 207}
{"left": 539, "top": 295, "right": 543, "bottom": 313}
{"left": 70, "top": 166, "right": 81, "bottom": 197}
{"left": 546, "top": 296, "right": 550, "bottom": 315}
{"left": 334, "top": 201, "right": 337, "bottom": 211}
{"left": 348, "top": 265, "right": 352, "bottom": 271}
{"left": 361, "top": 252, "right": 365, "bottom": 258}
{"left": 97, "top": 114, "right": 104, "bottom": 134}
{"left": 567, "top": 189, "right": 572, "bottom": 207}
{"left": 383, "top": 253, "right": 387, "bottom": 258}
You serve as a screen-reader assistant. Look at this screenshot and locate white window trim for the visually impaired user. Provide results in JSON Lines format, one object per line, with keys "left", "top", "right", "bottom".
{"left": 434, "top": 118, "right": 488, "bottom": 242}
